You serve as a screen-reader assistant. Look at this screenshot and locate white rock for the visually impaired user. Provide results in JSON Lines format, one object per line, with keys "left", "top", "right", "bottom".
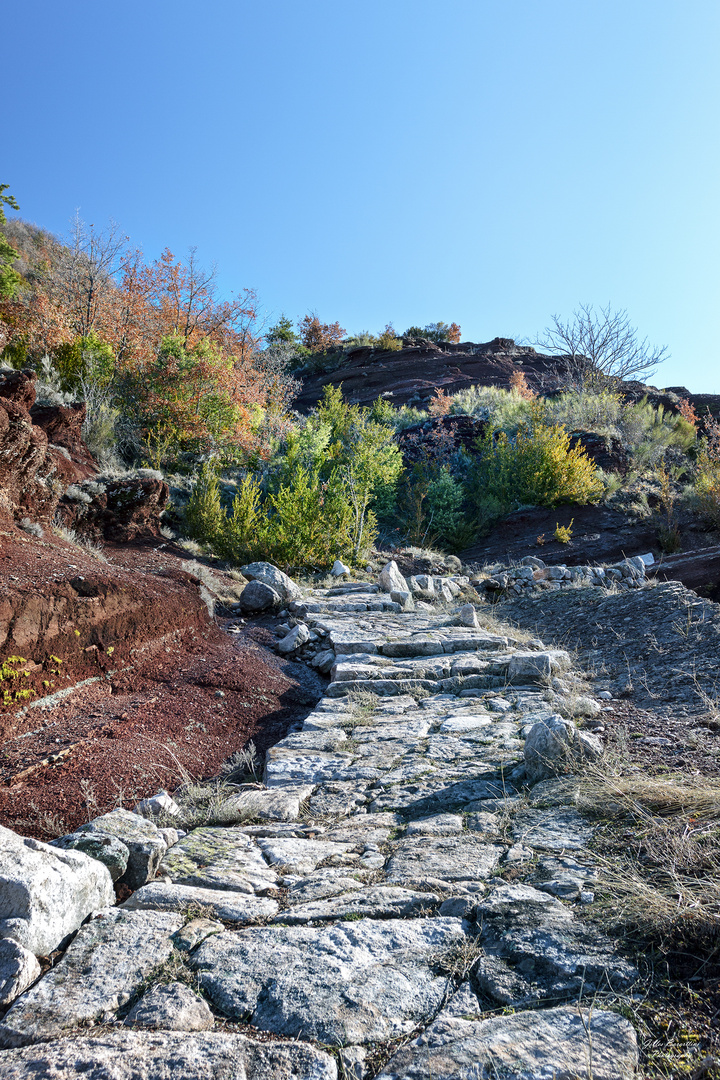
{"left": 0, "top": 908, "right": 183, "bottom": 1046}
{"left": 79, "top": 808, "right": 167, "bottom": 890}
{"left": 157, "top": 828, "right": 180, "bottom": 849}
{"left": 378, "top": 560, "right": 409, "bottom": 594}
{"left": 0, "top": 824, "right": 114, "bottom": 957}
{"left": 524, "top": 714, "right": 603, "bottom": 785}
{"left": 390, "top": 589, "right": 415, "bottom": 612}
{"left": 0, "top": 939, "right": 41, "bottom": 1007}
{"left": 220, "top": 785, "right": 314, "bottom": 823}
{"left": 377, "top": 1004, "right": 638, "bottom": 1079}
{"left": 310, "top": 649, "right": 336, "bottom": 673}
{"left": 331, "top": 559, "right": 351, "bottom": 577}
{"left": 124, "top": 981, "right": 214, "bottom": 1031}
{"left": 240, "top": 562, "right": 303, "bottom": 600}
{"left": 456, "top": 604, "right": 479, "bottom": 628}
{"left": 134, "top": 790, "right": 180, "bottom": 819}
{"left": 123, "top": 883, "right": 278, "bottom": 923}
{"left": 507, "top": 649, "right": 571, "bottom": 682}
{"left": 0, "top": 1030, "right": 338, "bottom": 1078}
{"left": 277, "top": 623, "right": 311, "bottom": 653}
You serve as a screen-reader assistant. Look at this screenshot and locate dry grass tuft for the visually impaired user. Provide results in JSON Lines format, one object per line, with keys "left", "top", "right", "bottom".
{"left": 578, "top": 770, "right": 720, "bottom": 954}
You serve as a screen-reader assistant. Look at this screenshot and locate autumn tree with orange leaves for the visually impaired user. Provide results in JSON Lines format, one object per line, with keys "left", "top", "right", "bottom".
{"left": 0, "top": 214, "right": 293, "bottom": 464}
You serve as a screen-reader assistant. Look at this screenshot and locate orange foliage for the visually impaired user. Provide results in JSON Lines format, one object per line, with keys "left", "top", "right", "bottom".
{"left": 429, "top": 388, "right": 452, "bottom": 417}
{"left": 299, "top": 313, "right": 346, "bottom": 352}
{"left": 509, "top": 370, "right": 536, "bottom": 400}
{"left": 677, "top": 397, "right": 699, "bottom": 429}
{"left": 446, "top": 322, "right": 461, "bottom": 344}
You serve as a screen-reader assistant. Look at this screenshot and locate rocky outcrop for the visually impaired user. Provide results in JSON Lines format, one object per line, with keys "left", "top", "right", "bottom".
{"left": 0, "top": 367, "right": 167, "bottom": 540}
{"left": 649, "top": 543, "right": 720, "bottom": 600}
{"left": 55, "top": 474, "right": 169, "bottom": 542}
{"left": 475, "top": 553, "right": 652, "bottom": 597}
{"left": 0, "top": 372, "right": 58, "bottom": 526}
{"left": 293, "top": 338, "right": 563, "bottom": 412}
{"left": 29, "top": 402, "right": 98, "bottom": 485}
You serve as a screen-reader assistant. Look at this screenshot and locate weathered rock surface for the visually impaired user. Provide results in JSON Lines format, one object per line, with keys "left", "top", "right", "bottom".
{"left": 51, "top": 830, "right": 130, "bottom": 882}
{"left": 376, "top": 1004, "right": 638, "bottom": 1079}
{"left": 0, "top": 939, "right": 41, "bottom": 1007}
{"left": 124, "top": 981, "right": 214, "bottom": 1031}
{"left": 524, "top": 714, "right": 603, "bottom": 784}
{"left": 123, "top": 882, "right": 278, "bottom": 922}
{"left": 239, "top": 562, "right": 302, "bottom": 600}
{"left": 239, "top": 579, "right": 282, "bottom": 613}
{"left": 0, "top": 824, "right": 114, "bottom": 956}
{"left": 192, "top": 917, "right": 466, "bottom": 1045}
{"left": 0, "top": 1031, "right": 338, "bottom": 1079}
{"left": 77, "top": 808, "right": 166, "bottom": 890}
{"left": 157, "top": 827, "right": 278, "bottom": 894}
{"left": 0, "top": 909, "right": 183, "bottom": 1047}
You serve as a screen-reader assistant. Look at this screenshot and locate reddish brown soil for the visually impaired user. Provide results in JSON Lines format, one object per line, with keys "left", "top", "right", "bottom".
{"left": 0, "top": 535, "right": 325, "bottom": 841}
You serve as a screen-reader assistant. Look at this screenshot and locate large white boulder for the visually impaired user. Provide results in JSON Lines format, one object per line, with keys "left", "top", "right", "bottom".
{"left": 378, "top": 560, "right": 409, "bottom": 594}
{"left": 0, "top": 825, "right": 114, "bottom": 956}
{"left": 240, "top": 562, "right": 302, "bottom": 601}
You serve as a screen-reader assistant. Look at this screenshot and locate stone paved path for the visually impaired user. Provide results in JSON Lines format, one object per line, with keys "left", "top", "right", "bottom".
{"left": 0, "top": 575, "right": 641, "bottom": 1079}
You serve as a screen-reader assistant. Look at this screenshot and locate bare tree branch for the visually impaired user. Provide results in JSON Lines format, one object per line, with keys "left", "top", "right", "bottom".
{"left": 535, "top": 303, "right": 669, "bottom": 388}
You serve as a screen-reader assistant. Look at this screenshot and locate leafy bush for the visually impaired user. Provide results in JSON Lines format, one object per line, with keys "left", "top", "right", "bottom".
{"left": 469, "top": 412, "right": 603, "bottom": 527}
{"left": 695, "top": 447, "right": 720, "bottom": 531}
{"left": 449, "top": 384, "right": 534, "bottom": 433}
{"left": 181, "top": 387, "right": 404, "bottom": 569}
{"left": 403, "top": 321, "right": 461, "bottom": 344}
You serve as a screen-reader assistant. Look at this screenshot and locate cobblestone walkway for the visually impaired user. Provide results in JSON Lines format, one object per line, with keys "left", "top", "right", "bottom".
{"left": 0, "top": 576, "right": 640, "bottom": 1079}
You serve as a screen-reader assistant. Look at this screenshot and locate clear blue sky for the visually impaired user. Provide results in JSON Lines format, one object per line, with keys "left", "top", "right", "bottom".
{"left": 5, "top": 0, "right": 719, "bottom": 391}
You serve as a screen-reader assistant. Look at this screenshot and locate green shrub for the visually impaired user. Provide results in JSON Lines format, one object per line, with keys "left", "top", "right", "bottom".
{"left": 695, "top": 449, "right": 720, "bottom": 531}
{"left": 469, "top": 413, "right": 603, "bottom": 526}
{"left": 183, "top": 464, "right": 224, "bottom": 544}
{"left": 217, "top": 474, "right": 265, "bottom": 563}
{"left": 449, "top": 384, "right": 533, "bottom": 433}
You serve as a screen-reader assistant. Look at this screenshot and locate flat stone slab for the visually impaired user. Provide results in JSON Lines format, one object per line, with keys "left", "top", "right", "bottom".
{"left": 122, "top": 883, "right": 278, "bottom": 923}
{"left": 191, "top": 917, "right": 466, "bottom": 1045}
{"left": 405, "top": 815, "right": 464, "bottom": 837}
{"left": 286, "top": 872, "right": 365, "bottom": 904}
{"left": 0, "top": 909, "right": 183, "bottom": 1047}
{"left": 277, "top": 886, "right": 439, "bottom": 923}
{"left": 264, "top": 749, "right": 364, "bottom": 785}
{"left": 512, "top": 808, "right": 595, "bottom": 851}
{"left": 158, "top": 827, "right": 277, "bottom": 894}
{"left": 371, "top": 774, "right": 509, "bottom": 815}
{"left": 474, "top": 884, "right": 638, "bottom": 1004}
{"left": 376, "top": 1004, "right": 638, "bottom": 1079}
{"left": 255, "top": 837, "right": 357, "bottom": 874}
{"left": 0, "top": 825, "right": 114, "bottom": 957}
{"left": 386, "top": 836, "right": 505, "bottom": 884}
{"left": 219, "top": 785, "right": 314, "bottom": 823}
{"left": 0, "top": 1030, "right": 338, "bottom": 1079}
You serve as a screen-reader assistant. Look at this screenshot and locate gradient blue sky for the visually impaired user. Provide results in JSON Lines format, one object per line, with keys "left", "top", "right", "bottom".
{"left": 5, "top": 0, "right": 719, "bottom": 391}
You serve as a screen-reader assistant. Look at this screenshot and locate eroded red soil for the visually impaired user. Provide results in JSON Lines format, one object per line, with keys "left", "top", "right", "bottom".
{"left": 0, "top": 535, "right": 324, "bottom": 840}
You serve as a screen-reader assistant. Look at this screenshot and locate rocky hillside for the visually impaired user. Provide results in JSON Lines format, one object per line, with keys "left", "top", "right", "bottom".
{"left": 293, "top": 335, "right": 720, "bottom": 418}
